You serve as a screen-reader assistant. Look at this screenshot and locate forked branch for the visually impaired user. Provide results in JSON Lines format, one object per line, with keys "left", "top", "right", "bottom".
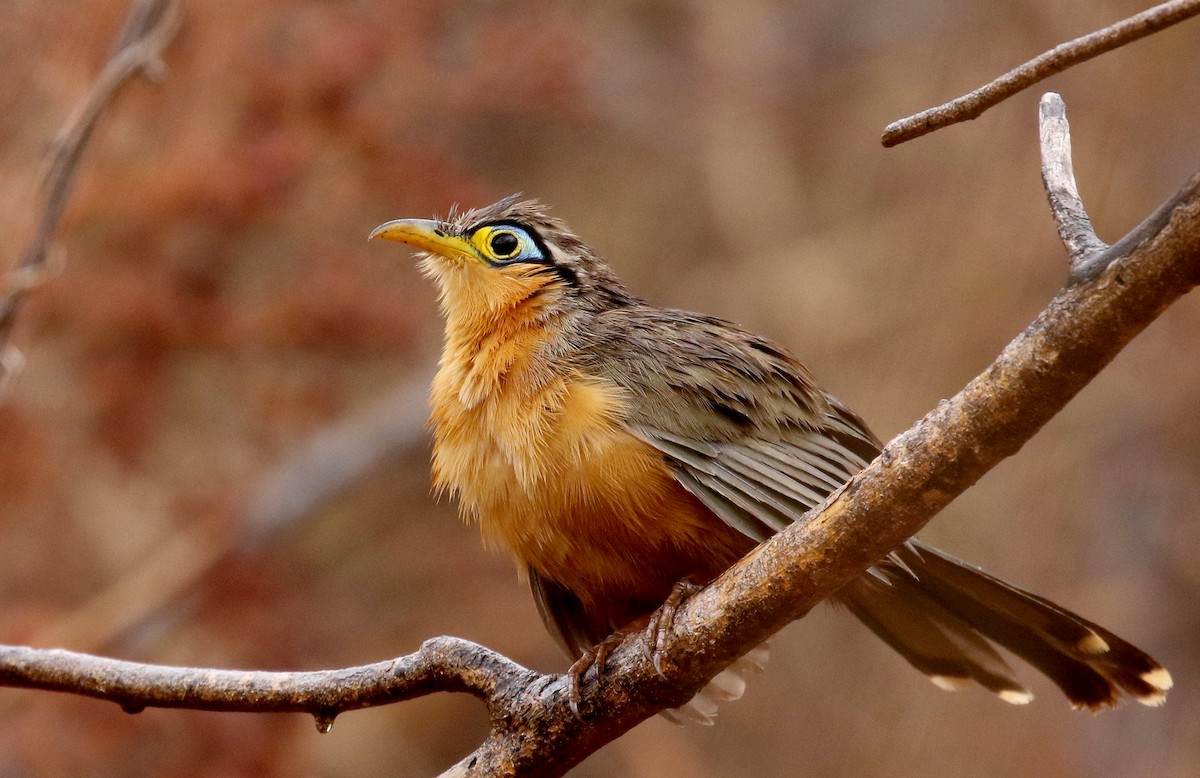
{"left": 2, "top": 95, "right": 1198, "bottom": 778}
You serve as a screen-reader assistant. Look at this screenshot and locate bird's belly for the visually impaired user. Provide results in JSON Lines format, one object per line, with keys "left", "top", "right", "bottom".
{"left": 431, "top": 374, "right": 751, "bottom": 609}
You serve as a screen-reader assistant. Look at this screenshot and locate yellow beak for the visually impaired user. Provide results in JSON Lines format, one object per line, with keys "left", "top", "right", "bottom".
{"left": 368, "top": 219, "right": 479, "bottom": 262}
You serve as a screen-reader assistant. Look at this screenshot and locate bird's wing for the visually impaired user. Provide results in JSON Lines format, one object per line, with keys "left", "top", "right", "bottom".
{"left": 585, "top": 306, "right": 881, "bottom": 542}
{"left": 629, "top": 415, "right": 877, "bottom": 543}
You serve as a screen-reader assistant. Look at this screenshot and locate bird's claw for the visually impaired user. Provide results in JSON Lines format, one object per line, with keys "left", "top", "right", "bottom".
{"left": 566, "top": 631, "right": 627, "bottom": 720}
{"left": 644, "top": 579, "right": 702, "bottom": 679}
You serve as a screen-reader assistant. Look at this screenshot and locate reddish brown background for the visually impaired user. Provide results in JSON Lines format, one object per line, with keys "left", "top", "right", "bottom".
{"left": 2, "top": 1, "right": 1198, "bottom": 776}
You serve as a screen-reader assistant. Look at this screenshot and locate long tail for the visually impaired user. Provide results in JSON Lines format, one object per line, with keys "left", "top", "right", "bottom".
{"left": 836, "top": 540, "right": 1172, "bottom": 709}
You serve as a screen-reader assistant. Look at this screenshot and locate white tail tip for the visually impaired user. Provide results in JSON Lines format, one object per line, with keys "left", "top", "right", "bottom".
{"left": 1141, "top": 667, "right": 1173, "bottom": 691}
{"left": 1076, "top": 633, "right": 1110, "bottom": 655}
{"left": 929, "top": 675, "right": 969, "bottom": 692}
{"left": 998, "top": 688, "right": 1035, "bottom": 705}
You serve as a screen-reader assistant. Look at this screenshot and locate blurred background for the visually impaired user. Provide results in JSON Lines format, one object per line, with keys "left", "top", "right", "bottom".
{"left": 1, "top": 0, "right": 1198, "bottom": 775}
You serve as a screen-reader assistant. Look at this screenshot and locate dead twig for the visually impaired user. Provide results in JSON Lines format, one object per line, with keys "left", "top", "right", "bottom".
{"left": 0, "top": 0, "right": 182, "bottom": 394}
{"left": 1038, "top": 92, "right": 1109, "bottom": 276}
{"left": 882, "top": 0, "right": 1200, "bottom": 147}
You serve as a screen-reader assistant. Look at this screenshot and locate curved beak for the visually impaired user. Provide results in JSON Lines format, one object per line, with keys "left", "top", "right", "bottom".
{"left": 368, "top": 219, "right": 479, "bottom": 262}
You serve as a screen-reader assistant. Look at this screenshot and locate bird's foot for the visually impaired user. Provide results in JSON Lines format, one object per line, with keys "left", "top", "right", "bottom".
{"left": 567, "top": 631, "right": 627, "bottom": 719}
{"left": 645, "top": 579, "right": 703, "bottom": 677}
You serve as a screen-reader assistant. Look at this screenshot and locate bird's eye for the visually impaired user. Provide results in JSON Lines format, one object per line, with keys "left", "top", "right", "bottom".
{"left": 489, "top": 230, "right": 521, "bottom": 258}
{"left": 471, "top": 224, "right": 543, "bottom": 265}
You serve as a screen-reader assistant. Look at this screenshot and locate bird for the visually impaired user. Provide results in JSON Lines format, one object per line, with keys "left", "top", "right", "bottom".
{"left": 369, "top": 195, "right": 1171, "bottom": 720}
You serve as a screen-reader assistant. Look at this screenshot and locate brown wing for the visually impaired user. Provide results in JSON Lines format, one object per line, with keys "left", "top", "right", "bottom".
{"left": 583, "top": 305, "right": 881, "bottom": 540}
{"left": 628, "top": 416, "right": 878, "bottom": 542}
{"left": 586, "top": 305, "right": 1169, "bottom": 707}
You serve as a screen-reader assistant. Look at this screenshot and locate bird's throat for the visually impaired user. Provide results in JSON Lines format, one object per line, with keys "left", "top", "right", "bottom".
{"left": 430, "top": 266, "right": 567, "bottom": 410}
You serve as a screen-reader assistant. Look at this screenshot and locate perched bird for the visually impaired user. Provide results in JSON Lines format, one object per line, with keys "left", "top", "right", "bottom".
{"left": 370, "top": 195, "right": 1171, "bottom": 720}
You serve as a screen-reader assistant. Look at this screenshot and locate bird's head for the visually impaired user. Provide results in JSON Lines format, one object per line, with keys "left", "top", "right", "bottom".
{"left": 370, "top": 195, "right": 633, "bottom": 324}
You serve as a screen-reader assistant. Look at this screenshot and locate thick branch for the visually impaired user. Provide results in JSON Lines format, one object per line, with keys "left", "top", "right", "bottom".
{"left": 665, "top": 167, "right": 1200, "bottom": 663}
{"left": 882, "top": 0, "right": 1200, "bottom": 147}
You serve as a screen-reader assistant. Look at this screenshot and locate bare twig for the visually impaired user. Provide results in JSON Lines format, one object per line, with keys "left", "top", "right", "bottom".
{"left": 0, "top": 0, "right": 182, "bottom": 393}
{"left": 882, "top": 0, "right": 1200, "bottom": 147}
{"left": 1038, "top": 92, "right": 1108, "bottom": 274}
{"left": 0, "top": 637, "right": 533, "bottom": 730}
{"left": 2, "top": 98, "right": 1198, "bottom": 777}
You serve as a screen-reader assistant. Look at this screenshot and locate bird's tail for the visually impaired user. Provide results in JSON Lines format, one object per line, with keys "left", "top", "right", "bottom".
{"left": 836, "top": 540, "right": 1171, "bottom": 709}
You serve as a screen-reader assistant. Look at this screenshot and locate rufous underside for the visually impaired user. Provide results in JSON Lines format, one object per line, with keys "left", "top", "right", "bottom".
{"left": 426, "top": 260, "right": 748, "bottom": 623}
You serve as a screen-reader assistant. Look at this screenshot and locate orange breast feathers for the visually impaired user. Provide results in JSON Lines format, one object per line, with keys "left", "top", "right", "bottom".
{"left": 428, "top": 306, "right": 748, "bottom": 609}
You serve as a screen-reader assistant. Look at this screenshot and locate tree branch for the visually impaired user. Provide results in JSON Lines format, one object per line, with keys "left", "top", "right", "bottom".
{"left": 0, "top": 0, "right": 182, "bottom": 396}
{"left": 881, "top": 0, "right": 1200, "bottom": 147}
{"left": 1, "top": 94, "right": 1198, "bottom": 776}
{"left": 0, "top": 637, "right": 533, "bottom": 730}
